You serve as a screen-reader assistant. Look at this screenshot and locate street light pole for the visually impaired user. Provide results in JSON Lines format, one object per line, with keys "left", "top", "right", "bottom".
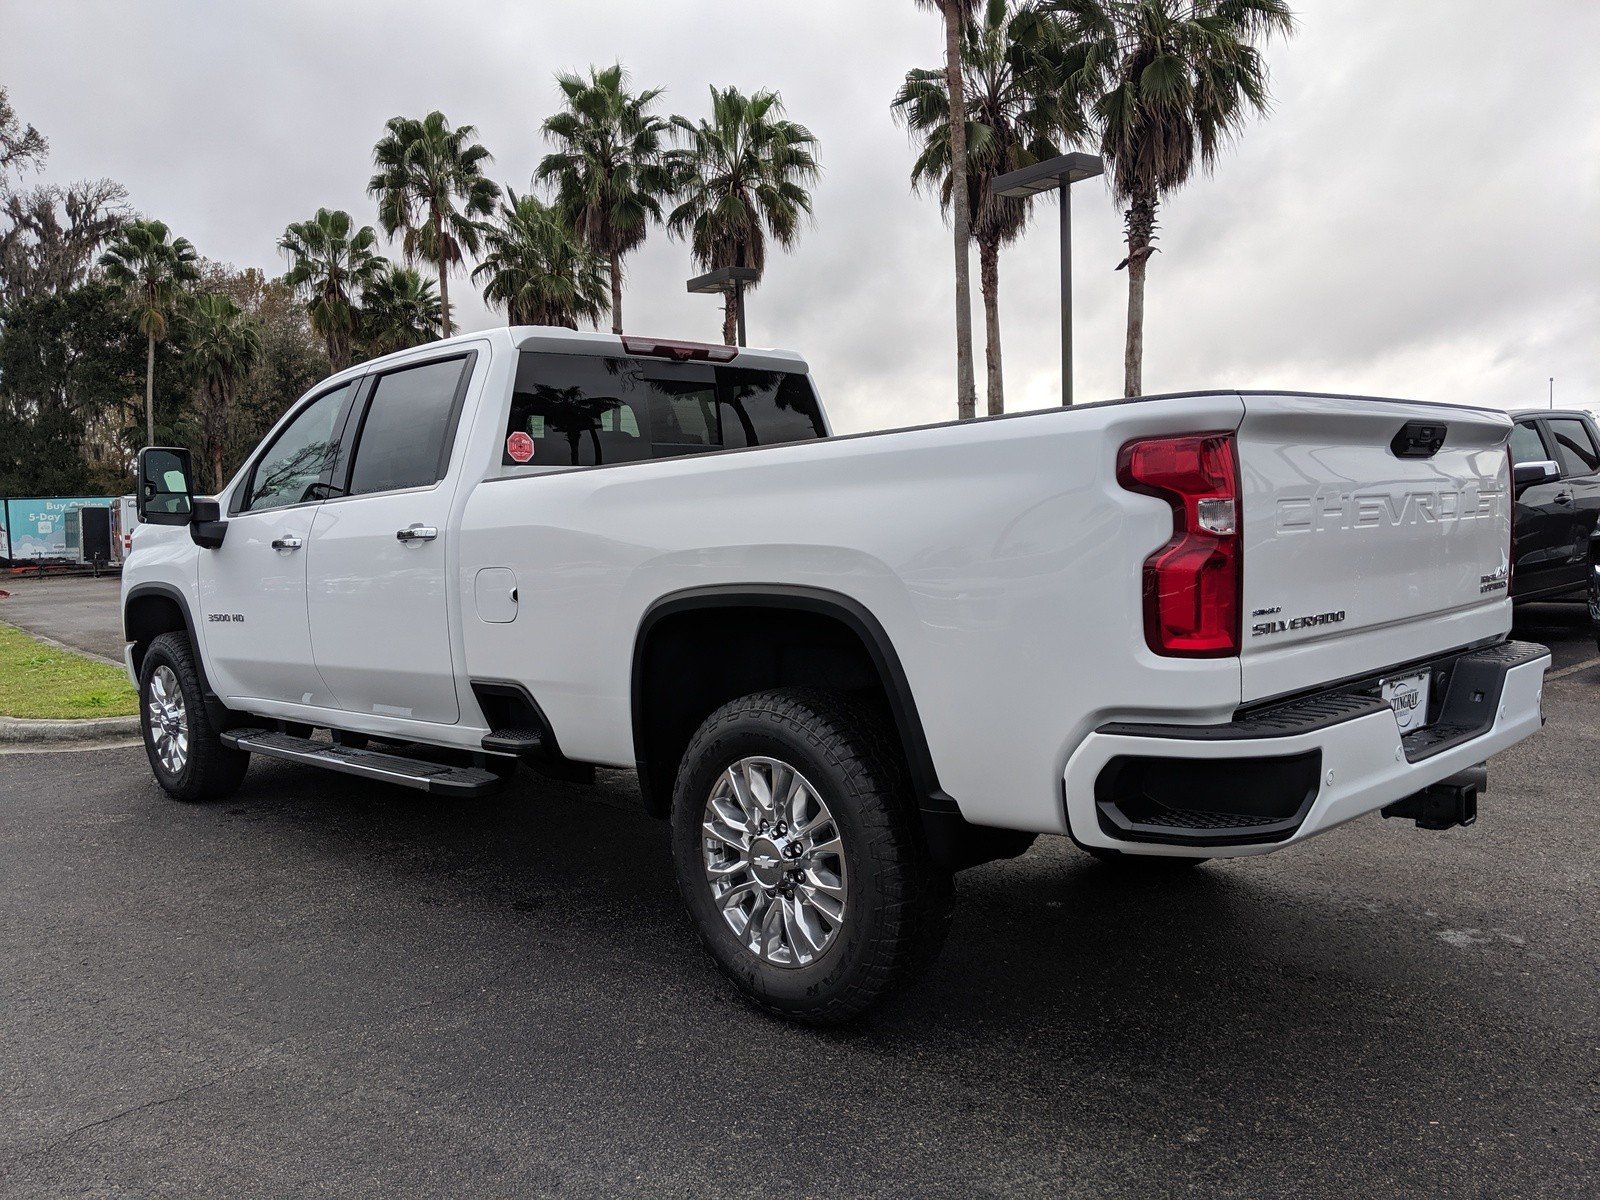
{"left": 1060, "top": 179, "right": 1073, "bottom": 408}
{"left": 687, "top": 266, "right": 760, "bottom": 348}
{"left": 994, "top": 152, "right": 1104, "bottom": 406}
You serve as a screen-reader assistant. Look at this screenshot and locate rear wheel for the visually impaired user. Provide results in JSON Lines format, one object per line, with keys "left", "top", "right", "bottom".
{"left": 139, "top": 632, "right": 249, "bottom": 803}
{"left": 670, "top": 689, "right": 952, "bottom": 1026}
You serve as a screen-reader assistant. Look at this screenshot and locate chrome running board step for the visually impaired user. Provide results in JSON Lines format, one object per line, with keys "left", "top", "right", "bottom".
{"left": 221, "top": 727, "right": 503, "bottom": 797}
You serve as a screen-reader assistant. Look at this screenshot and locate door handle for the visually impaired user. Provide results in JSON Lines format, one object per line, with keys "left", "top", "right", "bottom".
{"left": 396, "top": 524, "right": 439, "bottom": 543}
{"left": 1554, "top": 492, "right": 1574, "bottom": 506}
{"left": 270, "top": 535, "right": 303, "bottom": 552}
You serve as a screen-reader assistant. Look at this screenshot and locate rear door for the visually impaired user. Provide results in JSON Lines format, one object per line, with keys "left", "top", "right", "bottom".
{"left": 1510, "top": 417, "right": 1571, "bottom": 595}
{"left": 1541, "top": 416, "right": 1600, "bottom": 588}
{"left": 305, "top": 352, "right": 477, "bottom": 725}
{"left": 1235, "top": 395, "right": 1512, "bottom": 703}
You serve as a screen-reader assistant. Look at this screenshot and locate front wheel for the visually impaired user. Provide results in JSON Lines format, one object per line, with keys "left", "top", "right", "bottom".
{"left": 670, "top": 689, "right": 952, "bottom": 1026}
{"left": 139, "top": 631, "right": 249, "bottom": 803}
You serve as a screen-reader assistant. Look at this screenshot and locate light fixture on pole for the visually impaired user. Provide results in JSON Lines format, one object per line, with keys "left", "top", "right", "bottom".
{"left": 686, "top": 266, "right": 760, "bottom": 348}
{"left": 993, "top": 152, "right": 1104, "bottom": 407}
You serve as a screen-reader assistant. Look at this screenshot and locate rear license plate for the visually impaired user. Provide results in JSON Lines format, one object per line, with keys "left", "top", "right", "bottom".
{"left": 1381, "top": 669, "right": 1432, "bottom": 734}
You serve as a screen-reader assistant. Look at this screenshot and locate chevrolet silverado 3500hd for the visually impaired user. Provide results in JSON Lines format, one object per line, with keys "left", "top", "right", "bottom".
{"left": 122, "top": 327, "right": 1550, "bottom": 1023}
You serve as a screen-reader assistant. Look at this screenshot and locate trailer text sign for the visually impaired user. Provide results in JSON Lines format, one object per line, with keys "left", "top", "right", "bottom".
{"left": 0, "top": 496, "right": 117, "bottom": 562}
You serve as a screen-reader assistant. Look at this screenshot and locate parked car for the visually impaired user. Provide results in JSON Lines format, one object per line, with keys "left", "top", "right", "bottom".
{"left": 122, "top": 330, "right": 1551, "bottom": 1023}
{"left": 1508, "top": 408, "right": 1600, "bottom": 645}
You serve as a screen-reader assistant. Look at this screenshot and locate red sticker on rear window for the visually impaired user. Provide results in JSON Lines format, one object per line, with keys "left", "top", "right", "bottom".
{"left": 506, "top": 431, "right": 535, "bottom": 463}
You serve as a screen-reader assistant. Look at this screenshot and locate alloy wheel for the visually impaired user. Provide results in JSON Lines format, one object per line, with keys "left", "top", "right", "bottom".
{"left": 701, "top": 756, "right": 848, "bottom": 968}
{"left": 146, "top": 665, "right": 189, "bottom": 776}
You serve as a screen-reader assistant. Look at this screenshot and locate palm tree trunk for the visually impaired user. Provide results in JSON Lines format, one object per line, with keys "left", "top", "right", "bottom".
{"left": 209, "top": 383, "right": 227, "bottom": 493}
{"left": 722, "top": 292, "right": 738, "bottom": 346}
{"left": 944, "top": 0, "right": 978, "bottom": 421}
{"left": 144, "top": 332, "right": 155, "bottom": 446}
{"left": 610, "top": 249, "right": 624, "bottom": 335}
{"left": 1122, "top": 191, "right": 1157, "bottom": 398}
{"left": 979, "top": 237, "right": 1003, "bottom": 417}
{"left": 435, "top": 210, "right": 452, "bottom": 339}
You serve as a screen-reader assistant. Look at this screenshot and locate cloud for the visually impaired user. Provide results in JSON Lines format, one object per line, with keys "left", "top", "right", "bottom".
{"left": 3, "top": 0, "right": 1595, "bottom": 432}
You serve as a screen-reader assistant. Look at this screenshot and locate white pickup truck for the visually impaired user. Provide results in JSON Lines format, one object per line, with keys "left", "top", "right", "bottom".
{"left": 123, "top": 327, "right": 1550, "bottom": 1023}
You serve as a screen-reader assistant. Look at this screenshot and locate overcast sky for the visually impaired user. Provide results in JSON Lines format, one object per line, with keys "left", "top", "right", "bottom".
{"left": 3, "top": 0, "right": 1596, "bottom": 433}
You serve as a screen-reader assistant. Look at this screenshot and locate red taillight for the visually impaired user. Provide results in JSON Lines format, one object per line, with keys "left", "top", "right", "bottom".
{"left": 620, "top": 335, "right": 738, "bottom": 363}
{"left": 1117, "top": 432, "right": 1242, "bottom": 657}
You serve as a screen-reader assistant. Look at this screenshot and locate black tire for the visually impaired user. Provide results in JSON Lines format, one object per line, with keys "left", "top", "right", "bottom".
{"left": 669, "top": 688, "right": 953, "bottom": 1026}
{"left": 1083, "top": 845, "right": 1207, "bottom": 870}
{"left": 1588, "top": 556, "right": 1600, "bottom": 654}
{"left": 138, "top": 631, "right": 249, "bottom": 803}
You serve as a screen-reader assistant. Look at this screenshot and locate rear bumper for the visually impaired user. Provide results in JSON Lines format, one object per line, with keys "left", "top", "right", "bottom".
{"left": 1064, "top": 640, "right": 1550, "bottom": 858}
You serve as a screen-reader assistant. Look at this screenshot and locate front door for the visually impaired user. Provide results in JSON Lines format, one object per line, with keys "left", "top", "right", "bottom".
{"left": 198, "top": 382, "right": 356, "bottom": 705}
{"left": 306, "top": 352, "right": 478, "bottom": 726}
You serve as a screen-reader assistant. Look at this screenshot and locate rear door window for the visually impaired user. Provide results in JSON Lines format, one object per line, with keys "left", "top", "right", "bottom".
{"left": 1546, "top": 418, "right": 1600, "bottom": 478}
{"left": 346, "top": 355, "right": 473, "bottom": 496}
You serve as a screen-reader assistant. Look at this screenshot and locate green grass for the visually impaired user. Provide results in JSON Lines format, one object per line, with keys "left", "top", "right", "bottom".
{"left": 0, "top": 622, "right": 138, "bottom": 720}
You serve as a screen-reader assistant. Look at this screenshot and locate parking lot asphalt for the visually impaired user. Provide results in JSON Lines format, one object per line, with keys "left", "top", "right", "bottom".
{"left": 0, "top": 575, "right": 125, "bottom": 664}
{"left": 1, "top": 605, "right": 1596, "bottom": 1197}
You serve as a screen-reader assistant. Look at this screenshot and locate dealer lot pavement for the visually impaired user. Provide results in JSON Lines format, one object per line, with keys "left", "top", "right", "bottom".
{"left": 0, "top": 610, "right": 1595, "bottom": 1197}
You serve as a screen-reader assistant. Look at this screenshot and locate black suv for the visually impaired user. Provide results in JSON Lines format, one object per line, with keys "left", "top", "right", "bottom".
{"left": 1509, "top": 409, "right": 1600, "bottom": 640}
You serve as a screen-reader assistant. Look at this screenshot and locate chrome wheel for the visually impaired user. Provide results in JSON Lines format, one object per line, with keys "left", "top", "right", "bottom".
{"left": 701, "top": 756, "right": 848, "bottom": 968}
{"left": 146, "top": 665, "right": 189, "bottom": 776}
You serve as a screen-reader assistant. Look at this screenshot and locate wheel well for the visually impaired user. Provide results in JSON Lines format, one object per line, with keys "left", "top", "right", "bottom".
{"left": 124, "top": 591, "right": 191, "bottom": 675}
{"left": 631, "top": 594, "right": 934, "bottom": 818}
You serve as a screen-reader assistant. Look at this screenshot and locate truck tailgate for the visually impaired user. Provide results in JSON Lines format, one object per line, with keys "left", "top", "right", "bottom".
{"left": 1237, "top": 393, "right": 1512, "bottom": 704}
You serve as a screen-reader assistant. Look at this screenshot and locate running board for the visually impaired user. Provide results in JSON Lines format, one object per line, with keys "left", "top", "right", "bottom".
{"left": 221, "top": 727, "right": 504, "bottom": 797}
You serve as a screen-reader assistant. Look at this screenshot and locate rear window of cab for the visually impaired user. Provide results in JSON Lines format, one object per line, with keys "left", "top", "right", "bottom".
{"left": 502, "top": 352, "right": 825, "bottom": 468}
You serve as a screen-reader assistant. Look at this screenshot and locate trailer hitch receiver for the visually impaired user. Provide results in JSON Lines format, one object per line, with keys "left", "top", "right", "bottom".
{"left": 1382, "top": 766, "right": 1485, "bottom": 830}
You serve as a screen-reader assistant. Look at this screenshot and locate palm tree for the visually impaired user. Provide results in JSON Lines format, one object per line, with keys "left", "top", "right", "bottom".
{"left": 914, "top": 0, "right": 981, "bottom": 419}
{"left": 1045, "top": 0, "right": 1294, "bottom": 395}
{"left": 368, "top": 111, "right": 499, "bottom": 338}
{"left": 896, "top": 0, "right": 1084, "bottom": 414}
{"left": 536, "top": 65, "right": 674, "bottom": 335}
{"left": 184, "top": 292, "right": 262, "bottom": 491}
{"left": 99, "top": 219, "right": 200, "bottom": 444}
{"left": 473, "top": 190, "right": 611, "bottom": 329}
{"left": 360, "top": 262, "right": 442, "bottom": 356}
{"left": 667, "top": 87, "right": 820, "bottom": 346}
{"left": 278, "top": 207, "right": 383, "bottom": 372}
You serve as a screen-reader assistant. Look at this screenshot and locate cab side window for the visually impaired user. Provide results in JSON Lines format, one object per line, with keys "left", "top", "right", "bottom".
{"left": 1546, "top": 418, "right": 1600, "bottom": 478}
{"left": 240, "top": 384, "right": 352, "bottom": 512}
{"left": 346, "top": 356, "right": 473, "bottom": 496}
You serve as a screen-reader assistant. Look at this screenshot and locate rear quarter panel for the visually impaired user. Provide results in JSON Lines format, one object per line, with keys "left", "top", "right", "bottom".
{"left": 458, "top": 393, "right": 1247, "bottom": 834}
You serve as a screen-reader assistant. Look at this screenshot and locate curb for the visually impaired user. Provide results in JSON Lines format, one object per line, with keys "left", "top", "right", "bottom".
{"left": 0, "top": 715, "right": 141, "bottom": 746}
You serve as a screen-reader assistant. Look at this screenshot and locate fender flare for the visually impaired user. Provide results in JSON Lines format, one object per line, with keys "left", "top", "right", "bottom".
{"left": 123, "top": 582, "right": 227, "bottom": 722}
{"left": 629, "top": 584, "right": 955, "bottom": 817}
